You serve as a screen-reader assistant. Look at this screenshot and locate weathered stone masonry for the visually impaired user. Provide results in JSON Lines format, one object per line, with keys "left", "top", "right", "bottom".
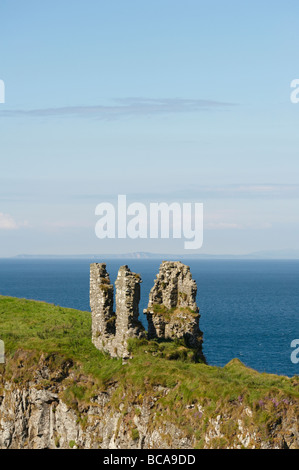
{"left": 90, "top": 261, "right": 204, "bottom": 360}
{"left": 144, "top": 261, "right": 203, "bottom": 355}
{"left": 90, "top": 263, "right": 145, "bottom": 359}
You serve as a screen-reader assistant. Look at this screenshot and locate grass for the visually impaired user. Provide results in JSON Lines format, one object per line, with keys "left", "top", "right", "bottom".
{"left": 1, "top": 295, "right": 297, "bottom": 398}
{"left": 0, "top": 295, "right": 123, "bottom": 385}
{"left": 0, "top": 295, "right": 298, "bottom": 447}
{"left": 147, "top": 304, "right": 198, "bottom": 322}
{"left": 131, "top": 428, "right": 139, "bottom": 441}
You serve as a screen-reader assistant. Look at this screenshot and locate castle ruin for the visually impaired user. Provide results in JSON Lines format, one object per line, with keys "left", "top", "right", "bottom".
{"left": 90, "top": 263, "right": 145, "bottom": 359}
{"left": 90, "top": 261, "right": 204, "bottom": 360}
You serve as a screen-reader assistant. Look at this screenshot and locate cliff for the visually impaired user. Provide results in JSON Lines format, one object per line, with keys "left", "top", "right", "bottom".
{"left": 0, "top": 296, "right": 298, "bottom": 449}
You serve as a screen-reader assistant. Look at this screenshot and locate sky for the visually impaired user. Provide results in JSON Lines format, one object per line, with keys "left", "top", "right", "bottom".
{"left": 0, "top": 0, "right": 299, "bottom": 256}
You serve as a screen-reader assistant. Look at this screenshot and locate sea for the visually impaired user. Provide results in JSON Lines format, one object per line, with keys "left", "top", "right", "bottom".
{"left": 0, "top": 258, "right": 298, "bottom": 377}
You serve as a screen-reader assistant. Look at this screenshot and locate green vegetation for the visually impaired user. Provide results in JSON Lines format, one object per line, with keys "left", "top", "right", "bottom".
{"left": 99, "top": 284, "right": 112, "bottom": 292}
{"left": 0, "top": 295, "right": 123, "bottom": 385}
{"left": 128, "top": 337, "right": 200, "bottom": 362}
{"left": 131, "top": 428, "right": 139, "bottom": 441}
{"left": 0, "top": 295, "right": 298, "bottom": 448}
{"left": 148, "top": 303, "right": 198, "bottom": 321}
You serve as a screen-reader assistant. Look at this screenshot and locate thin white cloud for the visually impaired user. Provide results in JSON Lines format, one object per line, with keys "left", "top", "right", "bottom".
{"left": 0, "top": 97, "right": 235, "bottom": 119}
{"left": 74, "top": 184, "right": 299, "bottom": 201}
{"left": 0, "top": 213, "right": 29, "bottom": 230}
{"left": 205, "top": 222, "right": 272, "bottom": 230}
{"left": 205, "top": 222, "right": 243, "bottom": 230}
{"left": 169, "top": 184, "right": 299, "bottom": 200}
{"left": 43, "top": 220, "right": 93, "bottom": 229}
{"left": 0, "top": 213, "right": 18, "bottom": 230}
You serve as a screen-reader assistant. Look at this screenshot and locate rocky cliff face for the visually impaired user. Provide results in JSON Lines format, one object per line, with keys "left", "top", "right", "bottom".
{"left": 0, "top": 353, "right": 298, "bottom": 449}
{"left": 1, "top": 263, "right": 298, "bottom": 450}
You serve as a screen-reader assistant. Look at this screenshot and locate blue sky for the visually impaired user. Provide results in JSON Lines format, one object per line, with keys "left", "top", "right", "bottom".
{"left": 0, "top": 0, "right": 299, "bottom": 256}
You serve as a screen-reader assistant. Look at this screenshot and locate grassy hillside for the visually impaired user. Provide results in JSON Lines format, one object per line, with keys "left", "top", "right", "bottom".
{"left": 0, "top": 295, "right": 298, "bottom": 448}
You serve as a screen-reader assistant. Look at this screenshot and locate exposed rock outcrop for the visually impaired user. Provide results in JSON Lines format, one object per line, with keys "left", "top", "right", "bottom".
{"left": 0, "top": 353, "right": 298, "bottom": 449}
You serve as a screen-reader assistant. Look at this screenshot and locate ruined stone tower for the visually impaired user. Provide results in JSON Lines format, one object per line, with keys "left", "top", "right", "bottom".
{"left": 144, "top": 261, "right": 203, "bottom": 358}
{"left": 90, "top": 261, "right": 204, "bottom": 361}
{"left": 90, "top": 263, "right": 145, "bottom": 359}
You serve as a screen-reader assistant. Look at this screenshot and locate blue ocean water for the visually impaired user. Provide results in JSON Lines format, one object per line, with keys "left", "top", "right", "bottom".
{"left": 0, "top": 258, "right": 298, "bottom": 377}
